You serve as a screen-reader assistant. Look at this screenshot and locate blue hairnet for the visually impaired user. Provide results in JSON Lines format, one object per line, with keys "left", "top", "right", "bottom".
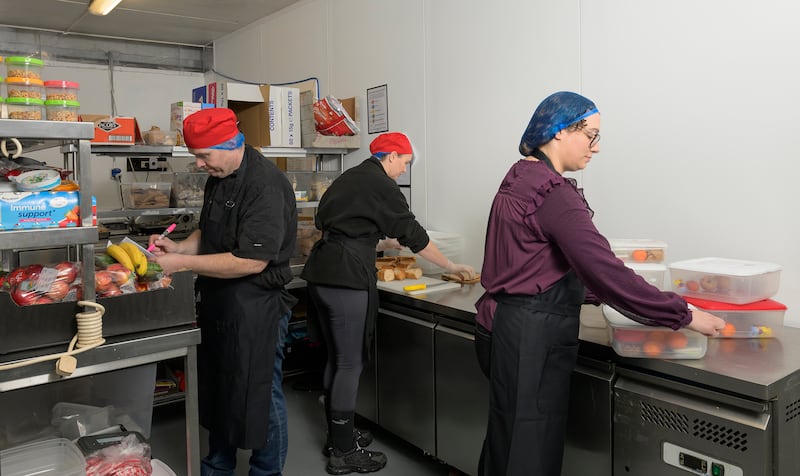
{"left": 209, "top": 132, "right": 245, "bottom": 150}
{"left": 519, "top": 91, "right": 598, "bottom": 154}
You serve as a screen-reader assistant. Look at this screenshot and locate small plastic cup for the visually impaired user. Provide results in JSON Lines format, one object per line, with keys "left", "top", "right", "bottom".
{"left": 44, "top": 80, "right": 80, "bottom": 101}
{"left": 6, "top": 77, "right": 44, "bottom": 99}
{"left": 4, "top": 56, "right": 44, "bottom": 80}
{"left": 45, "top": 99, "right": 80, "bottom": 122}
{"left": 6, "top": 97, "right": 44, "bottom": 120}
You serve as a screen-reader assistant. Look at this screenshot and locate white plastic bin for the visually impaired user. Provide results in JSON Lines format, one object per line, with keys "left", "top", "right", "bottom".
{"left": 0, "top": 438, "right": 85, "bottom": 476}
{"left": 670, "top": 257, "right": 782, "bottom": 305}
{"left": 603, "top": 305, "right": 707, "bottom": 359}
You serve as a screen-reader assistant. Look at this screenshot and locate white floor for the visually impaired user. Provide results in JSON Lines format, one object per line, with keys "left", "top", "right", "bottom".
{"left": 149, "top": 375, "right": 465, "bottom": 476}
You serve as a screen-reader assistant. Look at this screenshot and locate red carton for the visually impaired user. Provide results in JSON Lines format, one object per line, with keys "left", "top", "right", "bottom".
{"left": 79, "top": 114, "right": 143, "bottom": 145}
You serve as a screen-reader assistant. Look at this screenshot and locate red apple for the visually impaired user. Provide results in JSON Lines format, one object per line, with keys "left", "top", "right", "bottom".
{"left": 95, "top": 270, "right": 114, "bottom": 293}
{"left": 54, "top": 261, "right": 79, "bottom": 284}
{"left": 46, "top": 280, "right": 70, "bottom": 301}
{"left": 25, "top": 264, "right": 43, "bottom": 281}
{"left": 34, "top": 295, "right": 55, "bottom": 305}
{"left": 5, "top": 267, "right": 29, "bottom": 288}
{"left": 11, "top": 280, "right": 40, "bottom": 306}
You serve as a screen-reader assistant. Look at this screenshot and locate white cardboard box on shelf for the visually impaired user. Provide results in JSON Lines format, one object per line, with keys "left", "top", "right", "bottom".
{"left": 208, "top": 82, "right": 300, "bottom": 148}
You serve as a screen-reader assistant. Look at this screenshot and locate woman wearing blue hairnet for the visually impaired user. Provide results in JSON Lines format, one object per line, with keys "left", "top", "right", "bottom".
{"left": 475, "top": 91, "right": 725, "bottom": 476}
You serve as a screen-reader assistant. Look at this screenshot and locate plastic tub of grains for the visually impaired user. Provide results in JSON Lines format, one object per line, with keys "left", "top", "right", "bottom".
{"left": 45, "top": 99, "right": 80, "bottom": 122}
{"left": 6, "top": 77, "right": 44, "bottom": 99}
{"left": 5, "top": 56, "right": 44, "bottom": 80}
{"left": 6, "top": 97, "right": 44, "bottom": 120}
{"left": 44, "top": 80, "right": 80, "bottom": 101}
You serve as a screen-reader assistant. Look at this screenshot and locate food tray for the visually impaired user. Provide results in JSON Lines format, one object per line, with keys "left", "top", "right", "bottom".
{"left": 0, "top": 438, "right": 85, "bottom": 476}
{"left": 685, "top": 296, "right": 785, "bottom": 338}
{"left": 603, "top": 305, "right": 707, "bottom": 359}
{"left": 121, "top": 182, "right": 171, "bottom": 209}
{"left": 670, "top": 257, "right": 781, "bottom": 305}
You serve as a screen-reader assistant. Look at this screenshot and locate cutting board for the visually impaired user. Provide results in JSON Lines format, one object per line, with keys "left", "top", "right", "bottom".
{"left": 376, "top": 276, "right": 462, "bottom": 295}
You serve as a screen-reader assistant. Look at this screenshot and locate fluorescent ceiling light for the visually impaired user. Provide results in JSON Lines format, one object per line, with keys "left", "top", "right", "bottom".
{"left": 88, "top": 0, "right": 122, "bottom": 16}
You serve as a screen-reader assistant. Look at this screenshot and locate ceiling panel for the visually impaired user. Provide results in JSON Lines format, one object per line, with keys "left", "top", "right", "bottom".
{"left": 0, "top": 0, "right": 300, "bottom": 46}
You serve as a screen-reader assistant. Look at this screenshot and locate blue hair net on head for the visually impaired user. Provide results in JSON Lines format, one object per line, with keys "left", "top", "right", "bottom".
{"left": 209, "top": 132, "right": 245, "bottom": 150}
{"left": 519, "top": 91, "right": 598, "bottom": 154}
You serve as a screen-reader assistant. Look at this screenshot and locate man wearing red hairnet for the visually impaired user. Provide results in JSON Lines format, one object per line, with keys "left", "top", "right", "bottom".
{"left": 149, "top": 108, "right": 297, "bottom": 476}
{"left": 301, "top": 131, "right": 475, "bottom": 474}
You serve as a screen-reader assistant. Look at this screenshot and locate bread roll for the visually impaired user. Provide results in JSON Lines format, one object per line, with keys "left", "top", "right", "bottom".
{"left": 459, "top": 271, "right": 472, "bottom": 281}
{"left": 393, "top": 268, "right": 407, "bottom": 280}
{"left": 405, "top": 267, "right": 423, "bottom": 279}
{"left": 377, "top": 268, "right": 395, "bottom": 282}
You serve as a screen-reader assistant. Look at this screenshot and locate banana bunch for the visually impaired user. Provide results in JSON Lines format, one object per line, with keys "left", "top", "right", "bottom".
{"left": 106, "top": 242, "right": 149, "bottom": 277}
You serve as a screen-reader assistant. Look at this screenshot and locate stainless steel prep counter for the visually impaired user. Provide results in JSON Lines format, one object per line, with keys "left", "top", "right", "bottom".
{"left": 375, "top": 282, "right": 800, "bottom": 476}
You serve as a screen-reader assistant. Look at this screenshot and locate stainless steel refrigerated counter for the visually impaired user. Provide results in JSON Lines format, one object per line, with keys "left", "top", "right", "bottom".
{"left": 374, "top": 282, "right": 800, "bottom": 476}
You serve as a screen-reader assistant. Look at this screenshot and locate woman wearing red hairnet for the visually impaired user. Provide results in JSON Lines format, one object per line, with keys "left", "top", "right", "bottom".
{"left": 301, "top": 132, "right": 475, "bottom": 474}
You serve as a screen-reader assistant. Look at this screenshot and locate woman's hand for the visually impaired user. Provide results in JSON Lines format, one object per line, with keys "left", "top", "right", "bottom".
{"left": 686, "top": 309, "right": 726, "bottom": 337}
{"left": 446, "top": 260, "right": 477, "bottom": 280}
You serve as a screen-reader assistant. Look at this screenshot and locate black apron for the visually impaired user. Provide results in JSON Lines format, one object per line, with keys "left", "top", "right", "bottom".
{"left": 479, "top": 270, "right": 585, "bottom": 476}
{"left": 305, "top": 230, "right": 378, "bottom": 361}
{"left": 195, "top": 155, "right": 296, "bottom": 449}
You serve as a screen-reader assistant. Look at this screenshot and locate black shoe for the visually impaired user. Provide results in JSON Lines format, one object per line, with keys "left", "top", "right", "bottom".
{"left": 323, "top": 428, "right": 374, "bottom": 457}
{"left": 326, "top": 447, "right": 387, "bottom": 475}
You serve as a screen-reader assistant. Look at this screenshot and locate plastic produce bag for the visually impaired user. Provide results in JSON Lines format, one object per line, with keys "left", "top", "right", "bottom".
{"left": 85, "top": 433, "right": 153, "bottom": 476}
{"left": 313, "top": 96, "right": 360, "bottom": 136}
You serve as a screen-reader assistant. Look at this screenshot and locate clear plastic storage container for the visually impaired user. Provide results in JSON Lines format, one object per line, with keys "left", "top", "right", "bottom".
{"left": 5, "top": 96, "right": 44, "bottom": 120}
{"left": 121, "top": 182, "right": 172, "bottom": 209}
{"left": 670, "top": 257, "right": 782, "bottom": 305}
{"left": 44, "top": 80, "right": 80, "bottom": 101}
{"left": 685, "top": 296, "right": 786, "bottom": 338}
{"left": 5, "top": 77, "right": 43, "bottom": 99}
{"left": 0, "top": 438, "right": 85, "bottom": 476}
{"left": 4, "top": 56, "right": 44, "bottom": 80}
{"left": 603, "top": 305, "right": 707, "bottom": 359}
{"left": 626, "top": 262, "right": 667, "bottom": 290}
{"left": 609, "top": 238, "right": 667, "bottom": 263}
{"left": 45, "top": 99, "right": 80, "bottom": 122}
{"left": 161, "top": 172, "right": 208, "bottom": 207}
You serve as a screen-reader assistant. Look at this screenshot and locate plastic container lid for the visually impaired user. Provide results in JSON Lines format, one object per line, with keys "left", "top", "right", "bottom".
{"left": 5, "top": 56, "right": 45, "bottom": 66}
{"left": 684, "top": 296, "right": 786, "bottom": 311}
{"left": 602, "top": 305, "right": 650, "bottom": 327}
{"left": 0, "top": 438, "right": 85, "bottom": 476}
{"left": 669, "top": 257, "right": 782, "bottom": 276}
{"left": 6, "top": 77, "right": 44, "bottom": 87}
{"left": 44, "top": 80, "right": 80, "bottom": 89}
{"left": 6, "top": 97, "right": 44, "bottom": 106}
{"left": 12, "top": 169, "right": 62, "bottom": 191}
{"left": 625, "top": 262, "right": 667, "bottom": 271}
{"left": 609, "top": 238, "right": 668, "bottom": 249}
{"left": 45, "top": 99, "right": 81, "bottom": 107}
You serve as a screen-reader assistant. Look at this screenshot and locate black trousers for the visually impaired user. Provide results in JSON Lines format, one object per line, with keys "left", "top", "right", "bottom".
{"left": 477, "top": 294, "right": 581, "bottom": 476}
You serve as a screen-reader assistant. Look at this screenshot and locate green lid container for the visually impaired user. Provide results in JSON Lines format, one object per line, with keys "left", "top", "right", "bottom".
{"left": 45, "top": 99, "right": 80, "bottom": 122}
{"left": 6, "top": 96, "right": 44, "bottom": 120}
{"left": 4, "top": 56, "right": 44, "bottom": 81}
{"left": 4, "top": 56, "right": 45, "bottom": 67}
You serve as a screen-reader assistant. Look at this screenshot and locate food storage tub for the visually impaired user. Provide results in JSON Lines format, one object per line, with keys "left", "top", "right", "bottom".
{"left": 685, "top": 296, "right": 786, "bottom": 338}
{"left": 142, "top": 127, "right": 178, "bottom": 145}
{"left": 44, "top": 80, "right": 80, "bottom": 101}
{"left": 5, "top": 56, "right": 44, "bottom": 80}
{"left": 5, "top": 77, "right": 43, "bottom": 99}
{"left": 161, "top": 172, "right": 208, "bottom": 207}
{"left": 626, "top": 262, "right": 667, "bottom": 290}
{"left": 5, "top": 96, "right": 44, "bottom": 120}
{"left": 50, "top": 402, "right": 112, "bottom": 439}
{"left": 609, "top": 238, "right": 667, "bottom": 263}
{"left": 0, "top": 438, "right": 85, "bottom": 476}
{"left": 603, "top": 305, "right": 707, "bottom": 359}
{"left": 121, "top": 182, "right": 172, "bottom": 209}
{"left": 670, "top": 257, "right": 782, "bottom": 305}
{"left": 45, "top": 99, "right": 80, "bottom": 122}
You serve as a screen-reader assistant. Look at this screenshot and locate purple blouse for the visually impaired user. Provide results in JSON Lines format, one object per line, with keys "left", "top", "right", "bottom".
{"left": 476, "top": 159, "right": 691, "bottom": 332}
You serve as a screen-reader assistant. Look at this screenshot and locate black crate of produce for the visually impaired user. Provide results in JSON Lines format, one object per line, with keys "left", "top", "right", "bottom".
{"left": 0, "top": 271, "right": 196, "bottom": 354}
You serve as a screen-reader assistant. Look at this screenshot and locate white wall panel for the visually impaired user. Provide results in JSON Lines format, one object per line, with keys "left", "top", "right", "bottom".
{"left": 580, "top": 0, "right": 800, "bottom": 323}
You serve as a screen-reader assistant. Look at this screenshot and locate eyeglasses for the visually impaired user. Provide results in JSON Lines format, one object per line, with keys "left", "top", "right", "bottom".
{"left": 584, "top": 130, "right": 601, "bottom": 148}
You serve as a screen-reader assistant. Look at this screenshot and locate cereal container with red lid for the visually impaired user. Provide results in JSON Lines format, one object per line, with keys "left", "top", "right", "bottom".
{"left": 44, "top": 80, "right": 80, "bottom": 101}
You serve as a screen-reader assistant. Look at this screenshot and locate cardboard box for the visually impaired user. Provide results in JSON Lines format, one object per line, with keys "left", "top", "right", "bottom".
{"left": 79, "top": 114, "right": 142, "bottom": 145}
{"left": 192, "top": 85, "right": 207, "bottom": 103}
{"left": 300, "top": 91, "right": 360, "bottom": 149}
{"left": 0, "top": 191, "right": 82, "bottom": 229}
{"left": 210, "top": 82, "right": 301, "bottom": 148}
